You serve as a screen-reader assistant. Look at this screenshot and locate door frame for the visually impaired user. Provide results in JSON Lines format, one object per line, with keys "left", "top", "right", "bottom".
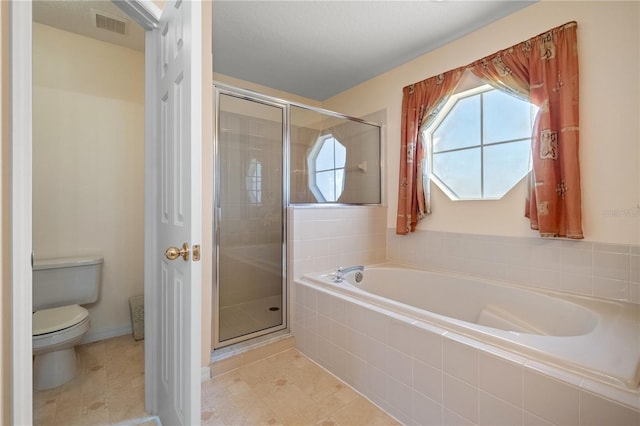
{"left": 8, "top": 0, "right": 198, "bottom": 423}
{"left": 10, "top": 1, "right": 33, "bottom": 424}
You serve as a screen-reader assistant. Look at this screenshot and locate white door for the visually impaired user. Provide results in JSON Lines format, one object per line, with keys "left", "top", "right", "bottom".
{"left": 146, "top": 1, "right": 202, "bottom": 424}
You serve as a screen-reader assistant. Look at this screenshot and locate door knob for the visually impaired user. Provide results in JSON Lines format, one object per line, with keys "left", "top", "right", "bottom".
{"left": 165, "top": 243, "right": 190, "bottom": 261}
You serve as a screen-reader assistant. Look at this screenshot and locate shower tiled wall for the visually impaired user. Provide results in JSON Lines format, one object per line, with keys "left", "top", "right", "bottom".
{"left": 288, "top": 206, "right": 387, "bottom": 279}
{"left": 387, "top": 229, "right": 640, "bottom": 305}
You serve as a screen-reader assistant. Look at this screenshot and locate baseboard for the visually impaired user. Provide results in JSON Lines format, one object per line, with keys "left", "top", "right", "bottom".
{"left": 81, "top": 324, "right": 133, "bottom": 344}
{"left": 111, "top": 415, "right": 161, "bottom": 426}
{"left": 201, "top": 366, "right": 211, "bottom": 382}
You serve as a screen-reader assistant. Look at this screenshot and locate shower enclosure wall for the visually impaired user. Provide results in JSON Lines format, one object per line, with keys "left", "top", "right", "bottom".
{"left": 214, "top": 88, "right": 287, "bottom": 348}
{"left": 213, "top": 84, "right": 381, "bottom": 349}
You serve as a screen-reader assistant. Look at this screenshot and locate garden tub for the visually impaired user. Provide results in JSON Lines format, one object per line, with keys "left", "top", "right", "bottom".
{"left": 295, "top": 263, "right": 640, "bottom": 422}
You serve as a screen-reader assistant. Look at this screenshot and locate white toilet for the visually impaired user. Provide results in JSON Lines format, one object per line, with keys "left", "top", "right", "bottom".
{"left": 32, "top": 256, "right": 103, "bottom": 390}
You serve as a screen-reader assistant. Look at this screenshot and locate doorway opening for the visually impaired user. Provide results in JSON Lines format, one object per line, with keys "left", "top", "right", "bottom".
{"left": 31, "top": 2, "right": 147, "bottom": 423}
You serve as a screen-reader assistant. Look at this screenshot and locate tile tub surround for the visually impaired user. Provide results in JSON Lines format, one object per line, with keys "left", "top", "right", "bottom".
{"left": 287, "top": 208, "right": 639, "bottom": 423}
{"left": 387, "top": 229, "right": 640, "bottom": 305}
{"left": 289, "top": 206, "right": 387, "bottom": 279}
{"left": 293, "top": 281, "right": 640, "bottom": 426}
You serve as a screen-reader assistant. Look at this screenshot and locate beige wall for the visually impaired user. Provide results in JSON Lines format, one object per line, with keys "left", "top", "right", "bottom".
{"left": 32, "top": 23, "right": 145, "bottom": 340}
{"left": 323, "top": 0, "right": 640, "bottom": 245}
{"left": 1, "top": 1, "right": 10, "bottom": 423}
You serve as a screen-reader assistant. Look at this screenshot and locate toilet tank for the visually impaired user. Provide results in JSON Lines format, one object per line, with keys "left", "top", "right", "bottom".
{"left": 33, "top": 257, "right": 103, "bottom": 311}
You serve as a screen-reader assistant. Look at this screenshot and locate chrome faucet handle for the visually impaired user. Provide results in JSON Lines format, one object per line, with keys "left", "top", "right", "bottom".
{"left": 333, "top": 266, "right": 344, "bottom": 283}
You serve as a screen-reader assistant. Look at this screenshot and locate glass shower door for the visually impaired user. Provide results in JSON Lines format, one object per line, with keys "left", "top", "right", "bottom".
{"left": 215, "top": 91, "right": 286, "bottom": 347}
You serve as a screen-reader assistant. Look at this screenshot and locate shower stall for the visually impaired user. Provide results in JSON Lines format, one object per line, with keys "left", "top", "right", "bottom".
{"left": 213, "top": 84, "right": 381, "bottom": 349}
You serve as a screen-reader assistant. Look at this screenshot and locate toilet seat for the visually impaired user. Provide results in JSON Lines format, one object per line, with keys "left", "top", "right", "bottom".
{"left": 33, "top": 304, "right": 89, "bottom": 336}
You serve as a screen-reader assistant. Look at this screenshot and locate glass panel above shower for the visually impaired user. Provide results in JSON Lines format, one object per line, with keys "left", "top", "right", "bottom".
{"left": 290, "top": 105, "right": 382, "bottom": 204}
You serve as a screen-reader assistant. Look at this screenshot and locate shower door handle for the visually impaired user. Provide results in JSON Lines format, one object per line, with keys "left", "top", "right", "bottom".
{"left": 165, "top": 243, "right": 190, "bottom": 261}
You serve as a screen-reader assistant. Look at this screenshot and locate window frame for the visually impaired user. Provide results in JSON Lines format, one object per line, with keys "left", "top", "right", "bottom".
{"left": 423, "top": 83, "right": 534, "bottom": 201}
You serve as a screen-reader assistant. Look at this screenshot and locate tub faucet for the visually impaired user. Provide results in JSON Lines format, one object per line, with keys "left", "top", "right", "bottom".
{"left": 333, "top": 265, "right": 364, "bottom": 283}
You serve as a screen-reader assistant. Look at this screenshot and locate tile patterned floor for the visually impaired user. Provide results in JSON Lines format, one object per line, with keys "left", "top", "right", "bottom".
{"left": 201, "top": 348, "right": 400, "bottom": 426}
{"left": 34, "top": 336, "right": 398, "bottom": 426}
{"left": 33, "top": 334, "right": 149, "bottom": 425}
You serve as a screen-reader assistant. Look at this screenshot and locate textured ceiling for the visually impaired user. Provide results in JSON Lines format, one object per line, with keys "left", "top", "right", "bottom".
{"left": 212, "top": 1, "right": 535, "bottom": 100}
{"left": 33, "top": 0, "right": 536, "bottom": 101}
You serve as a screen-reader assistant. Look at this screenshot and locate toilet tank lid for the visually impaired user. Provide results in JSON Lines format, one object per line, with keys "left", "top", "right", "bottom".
{"left": 33, "top": 256, "right": 104, "bottom": 271}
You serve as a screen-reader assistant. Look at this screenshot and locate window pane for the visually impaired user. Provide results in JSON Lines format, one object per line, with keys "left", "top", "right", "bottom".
{"left": 484, "top": 140, "right": 531, "bottom": 198}
{"left": 433, "top": 95, "right": 480, "bottom": 153}
{"left": 334, "top": 140, "right": 347, "bottom": 168}
{"left": 246, "top": 159, "right": 262, "bottom": 204}
{"left": 433, "top": 148, "right": 481, "bottom": 199}
{"left": 483, "top": 90, "right": 534, "bottom": 144}
{"left": 335, "top": 168, "right": 345, "bottom": 201}
{"left": 315, "top": 137, "right": 335, "bottom": 171}
{"left": 316, "top": 170, "right": 335, "bottom": 201}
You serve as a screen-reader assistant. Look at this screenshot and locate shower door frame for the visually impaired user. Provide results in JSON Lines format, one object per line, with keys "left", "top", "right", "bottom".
{"left": 213, "top": 84, "right": 290, "bottom": 349}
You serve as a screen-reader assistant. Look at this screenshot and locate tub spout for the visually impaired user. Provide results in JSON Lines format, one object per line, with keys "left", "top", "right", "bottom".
{"left": 333, "top": 265, "right": 364, "bottom": 283}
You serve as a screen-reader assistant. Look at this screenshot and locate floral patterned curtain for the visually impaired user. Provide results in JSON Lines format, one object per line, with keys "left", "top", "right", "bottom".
{"left": 396, "top": 68, "right": 464, "bottom": 234}
{"left": 396, "top": 21, "right": 583, "bottom": 239}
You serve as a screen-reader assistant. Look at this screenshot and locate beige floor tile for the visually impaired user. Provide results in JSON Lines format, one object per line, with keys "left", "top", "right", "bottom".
{"left": 35, "top": 339, "right": 397, "bottom": 426}
{"left": 330, "top": 396, "right": 401, "bottom": 426}
{"left": 108, "top": 392, "right": 147, "bottom": 424}
{"left": 33, "top": 334, "right": 150, "bottom": 426}
{"left": 202, "top": 348, "right": 398, "bottom": 426}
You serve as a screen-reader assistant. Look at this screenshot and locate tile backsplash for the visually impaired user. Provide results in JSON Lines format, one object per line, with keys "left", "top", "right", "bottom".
{"left": 286, "top": 205, "right": 639, "bottom": 305}
{"left": 387, "top": 229, "right": 640, "bottom": 305}
{"left": 288, "top": 206, "right": 387, "bottom": 280}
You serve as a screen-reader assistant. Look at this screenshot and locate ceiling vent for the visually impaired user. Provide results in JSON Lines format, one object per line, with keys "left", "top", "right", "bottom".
{"left": 91, "top": 9, "right": 128, "bottom": 35}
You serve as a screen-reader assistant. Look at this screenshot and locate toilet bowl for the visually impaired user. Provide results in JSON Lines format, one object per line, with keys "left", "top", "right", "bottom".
{"left": 32, "top": 256, "right": 103, "bottom": 390}
{"left": 32, "top": 304, "right": 91, "bottom": 390}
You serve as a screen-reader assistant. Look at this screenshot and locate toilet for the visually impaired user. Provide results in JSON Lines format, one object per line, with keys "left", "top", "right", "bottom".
{"left": 32, "top": 256, "right": 103, "bottom": 390}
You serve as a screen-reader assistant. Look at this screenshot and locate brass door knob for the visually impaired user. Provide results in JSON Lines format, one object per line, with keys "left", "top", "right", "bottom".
{"left": 165, "top": 243, "right": 190, "bottom": 261}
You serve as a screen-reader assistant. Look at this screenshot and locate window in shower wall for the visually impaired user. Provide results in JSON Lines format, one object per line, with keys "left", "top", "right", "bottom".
{"left": 308, "top": 135, "right": 346, "bottom": 202}
{"left": 246, "top": 158, "right": 262, "bottom": 204}
{"left": 290, "top": 105, "right": 381, "bottom": 204}
{"left": 215, "top": 92, "right": 286, "bottom": 347}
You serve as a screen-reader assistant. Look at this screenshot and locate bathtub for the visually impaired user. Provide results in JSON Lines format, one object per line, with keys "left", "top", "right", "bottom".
{"left": 294, "top": 263, "right": 640, "bottom": 424}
